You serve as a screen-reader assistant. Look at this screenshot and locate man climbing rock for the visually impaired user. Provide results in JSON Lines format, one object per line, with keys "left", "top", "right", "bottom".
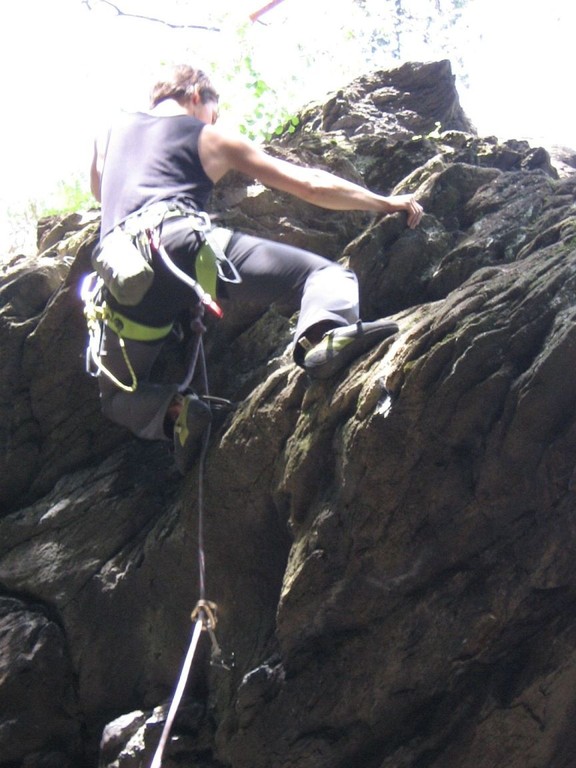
{"left": 89, "top": 64, "right": 423, "bottom": 474}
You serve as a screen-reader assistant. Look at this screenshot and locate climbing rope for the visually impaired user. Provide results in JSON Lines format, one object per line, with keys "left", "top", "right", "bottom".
{"left": 149, "top": 310, "right": 233, "bottom": 768}
{"left": 148, "top": 421, "right": 231, "bottom": 768}
{"left": 149, "top": 602, "right": 218, "bottom": 768}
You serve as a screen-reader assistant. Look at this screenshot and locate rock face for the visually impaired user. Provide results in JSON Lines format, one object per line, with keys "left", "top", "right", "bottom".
{"left": 1, "top": 60, "right": 575, "bottom": 768}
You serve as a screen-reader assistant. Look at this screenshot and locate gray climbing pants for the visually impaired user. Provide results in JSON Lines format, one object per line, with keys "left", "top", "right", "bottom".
{"left": 98, "top": 228, "right": 359, "bottom": 440}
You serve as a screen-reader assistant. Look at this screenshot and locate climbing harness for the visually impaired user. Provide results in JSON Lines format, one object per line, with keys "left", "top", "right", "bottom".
{"left": 81, "top": 272, "right": 175, "bottom": 392}
{"left": 82, "top": 203, "right": 241, "bottom": 393}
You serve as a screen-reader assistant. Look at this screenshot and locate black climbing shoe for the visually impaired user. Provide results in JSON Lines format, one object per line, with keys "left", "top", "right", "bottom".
{"left": 173, "top": 394, "right": 212, "bottom": 475}
{"left": 303, "top": 319, "right": 399, "bottom": 380}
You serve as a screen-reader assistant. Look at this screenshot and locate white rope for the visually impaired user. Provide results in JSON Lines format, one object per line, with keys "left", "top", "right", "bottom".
{"left": 148, "top": 393, "right": 220, "bottom": 768}
{"left": 149, "top": 618, "right": 204, "bottom": 768}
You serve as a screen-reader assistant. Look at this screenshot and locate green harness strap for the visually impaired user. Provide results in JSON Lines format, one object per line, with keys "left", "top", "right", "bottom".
{"left": 104, "top": 306, "right": 174, "bottom": 342}
{"left": 194, "top": 242, "right": 219, "bottom": 299}
{"left": 83, "top": 287, "right": 174, "bottom": 393}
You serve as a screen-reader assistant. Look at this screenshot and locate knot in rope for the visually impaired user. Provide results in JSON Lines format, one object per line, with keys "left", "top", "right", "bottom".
{"left": 190, "top": 599, "right": 218, "bottom": 630}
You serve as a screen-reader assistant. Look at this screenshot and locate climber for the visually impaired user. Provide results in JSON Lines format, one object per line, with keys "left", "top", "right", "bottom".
{"left": 88, "top": 64, "right": 424, "bottom": 474}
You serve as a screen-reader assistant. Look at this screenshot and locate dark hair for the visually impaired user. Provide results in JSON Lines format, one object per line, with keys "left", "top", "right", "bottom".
{"left": 150, "top": 65, "right": 219, "bottom": 108}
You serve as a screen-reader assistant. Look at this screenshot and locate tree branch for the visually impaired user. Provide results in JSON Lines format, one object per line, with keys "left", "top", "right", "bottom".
{"left": 81, "top": 0, "right": 220, "bottom": 31}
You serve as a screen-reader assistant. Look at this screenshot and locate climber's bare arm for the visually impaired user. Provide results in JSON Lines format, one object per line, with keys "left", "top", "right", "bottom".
{"left": 198, "top": 127, "right": 424, "bottom": 228}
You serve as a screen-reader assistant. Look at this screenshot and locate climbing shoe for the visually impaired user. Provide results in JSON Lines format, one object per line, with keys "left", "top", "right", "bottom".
{"left": 173, "top": 394, "right": 212, "bottom": 475}
{"left": 303, "top": 319, "right": 399, "bottom": 380}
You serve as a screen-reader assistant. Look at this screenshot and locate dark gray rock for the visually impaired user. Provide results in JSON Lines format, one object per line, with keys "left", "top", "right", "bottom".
{"left": 1, "top": 60, "right": 575, "bottom": 768}
{"left": 0, "top": 598, "right": 81, "bottom": 764}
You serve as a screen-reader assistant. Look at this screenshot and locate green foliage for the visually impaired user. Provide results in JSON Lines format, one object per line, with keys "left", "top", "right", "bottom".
{"left": 348, "top": 0, "right": 470, "bottom": 69}
{"left": 273, "top": 115, "right": 301, "bottom": 138}
{"left": 39, "top": 175, "right": 94, "bottom": 217}
{"left": 234, "top": 55, "right": 290, "bottom": 141}
{"left": 214, "top": 30, "right": 298, "bottom": 142}
{"left": 1, "top": 175, "right": 94, "bottom": 256}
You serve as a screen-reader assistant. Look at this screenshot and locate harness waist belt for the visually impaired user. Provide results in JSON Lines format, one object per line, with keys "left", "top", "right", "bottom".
{"left": 105, "top": 307, "right": 174, "bottom": 342}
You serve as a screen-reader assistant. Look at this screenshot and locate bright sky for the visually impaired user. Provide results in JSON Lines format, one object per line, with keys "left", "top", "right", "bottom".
{"left": 0, "top": 0, "right": 573, "bottom": 245}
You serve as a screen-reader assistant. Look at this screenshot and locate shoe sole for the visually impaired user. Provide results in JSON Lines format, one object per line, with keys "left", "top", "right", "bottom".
{"left": 304, "top": 320, "right": 399, "bottom": 380}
